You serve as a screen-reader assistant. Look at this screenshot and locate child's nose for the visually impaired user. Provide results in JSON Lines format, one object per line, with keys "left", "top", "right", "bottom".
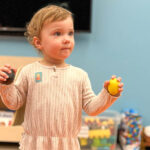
{"left": 63, "top": 36, "right": 70, "bottom": 43}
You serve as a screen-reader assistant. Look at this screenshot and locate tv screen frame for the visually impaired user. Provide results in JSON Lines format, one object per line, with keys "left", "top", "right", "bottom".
{"left": 0, "top": 0, "right": 92, "bottom": 36}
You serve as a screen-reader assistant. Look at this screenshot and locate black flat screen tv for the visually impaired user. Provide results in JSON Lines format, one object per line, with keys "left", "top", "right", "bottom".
{"left": 0, "top": 0, "right": 92, "bottom": 36}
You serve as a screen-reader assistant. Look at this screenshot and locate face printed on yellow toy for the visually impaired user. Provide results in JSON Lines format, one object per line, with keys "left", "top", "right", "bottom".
{"left": 38, "top": 16, "right": 75, "bottom": 62}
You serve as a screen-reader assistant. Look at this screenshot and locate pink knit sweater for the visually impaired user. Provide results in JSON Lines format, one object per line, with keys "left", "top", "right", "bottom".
{"left": 0, "top": 62, "right": 118, "bottom": 150}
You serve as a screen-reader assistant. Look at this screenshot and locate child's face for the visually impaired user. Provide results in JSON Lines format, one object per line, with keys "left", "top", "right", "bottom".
{"left": 37, "top": 16, "right": 74, "bottom": 63}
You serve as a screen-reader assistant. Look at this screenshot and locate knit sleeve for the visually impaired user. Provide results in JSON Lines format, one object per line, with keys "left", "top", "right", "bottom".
{"left": 0, "top": 68, "right": 28, "bottom": 110}
{"left": 82, "top": 72, "right": 118, "bottom": 116}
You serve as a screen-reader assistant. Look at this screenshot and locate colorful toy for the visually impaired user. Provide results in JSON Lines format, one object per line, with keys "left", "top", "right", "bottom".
{"left": 119, "top": 109, "right": 142, "bottom": 150}
{"left": 78, "top": 115, "right": 118, "bottom": 150}
{"left": 108, "top": 78, "right": 120, "bottom": 95}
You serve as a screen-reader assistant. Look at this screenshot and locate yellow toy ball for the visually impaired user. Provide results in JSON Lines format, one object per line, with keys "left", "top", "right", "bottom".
{"left": 108, "top": 78, "right": 120, "bottom": 95}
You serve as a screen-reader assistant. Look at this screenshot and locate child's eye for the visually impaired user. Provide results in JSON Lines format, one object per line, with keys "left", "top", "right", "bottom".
{"left": 54, "top": 32, "right": 61, "bottom": 36}
{"left": 68, "top": 31, "right": 74, "bottom": 36}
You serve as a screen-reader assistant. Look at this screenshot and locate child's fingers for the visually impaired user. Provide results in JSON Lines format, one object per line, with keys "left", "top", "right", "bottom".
{"left": 0, "top": 71, "right": 9, "bottom": 82}
{"left": 104, "top": 80, "right": 109, "bottom": 85}
{"left": 118, "top": 82, "right": 124, "bottom": 94}
{"left": 104, "top": 80, "right": 109, "bottom": 89}
{"left": 117, "top": 77, "right": 122, "bottom": 82}
{"left": 4, "top": 64, "right": 11, "bottom": 69}
{"left": 0, "top": 70, "right": 9, "bottom": 79}
{"left": 0, "top": 66, "right": 11, "bottom": 74}
{"left": 0, "top": 76, "right": 7, "bottom": 82}
{"left": 119, "top": 87, "right": 123, "bottom": 93}
{"left": 13, "top": 68, "right": 17, "bottom": 74}
{"left": 4, "top": 64, "right": 12, "bottom": 73}
{"left": 119, "top": 83, "right": 124, "bottom": 88}
{"left": 111, "top": 75, "right": 116, "bottom": 79}
{"left": 111, "top": 75, "right": 122, "bottom": 82}
{"left": 0, "top": 65, "right": 14, "bottom": 81}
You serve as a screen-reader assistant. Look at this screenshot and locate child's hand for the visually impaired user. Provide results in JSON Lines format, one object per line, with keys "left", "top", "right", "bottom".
{"left": 0, "top": 64, "right": 16, "bottom": 84}
{"left": 104, "top": 75, "right": 124, "bottom": 96}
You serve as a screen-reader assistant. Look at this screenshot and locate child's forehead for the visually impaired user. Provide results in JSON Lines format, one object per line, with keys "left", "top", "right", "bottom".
{"left": 44, "top": 15, "right": 73, "bottom": 24}
{"left": 43, "top": 16, "right": 73, "bottom": 27}
{"left": 41, "top": 19, "right": 74, "bottom": 33}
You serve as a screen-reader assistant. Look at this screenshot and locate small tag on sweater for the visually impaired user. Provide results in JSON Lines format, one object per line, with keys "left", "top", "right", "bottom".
{"left": 35, "top": 72, "right": 42, "bottom": 83}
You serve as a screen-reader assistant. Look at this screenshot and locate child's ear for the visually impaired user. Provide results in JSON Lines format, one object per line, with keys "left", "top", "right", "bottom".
{"left": 33, "top": 36, "right": 42, "bottom": 50}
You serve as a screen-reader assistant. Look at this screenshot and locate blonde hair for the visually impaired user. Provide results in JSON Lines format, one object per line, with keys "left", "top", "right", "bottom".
{"left": 25, "top": 5, "right": 73, "bottom": 49}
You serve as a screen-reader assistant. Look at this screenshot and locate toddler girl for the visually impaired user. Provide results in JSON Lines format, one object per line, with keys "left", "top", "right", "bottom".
{"left": 0, "top": 5, "right": 123, "bottom": 150}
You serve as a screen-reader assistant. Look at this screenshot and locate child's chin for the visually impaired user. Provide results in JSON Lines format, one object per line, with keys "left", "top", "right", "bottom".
{"left": 62, "top": 54, "right": 71, "bottom": 59}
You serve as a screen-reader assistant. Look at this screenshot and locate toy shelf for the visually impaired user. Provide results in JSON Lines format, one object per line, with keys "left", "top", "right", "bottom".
{"left": 0, "top": 126, "right": 23, "bottom": 143}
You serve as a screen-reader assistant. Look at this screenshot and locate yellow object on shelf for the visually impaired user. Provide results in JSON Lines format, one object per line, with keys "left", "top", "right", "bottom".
{"left": 108, "top": 78, "right": 120, "bottom": 95}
